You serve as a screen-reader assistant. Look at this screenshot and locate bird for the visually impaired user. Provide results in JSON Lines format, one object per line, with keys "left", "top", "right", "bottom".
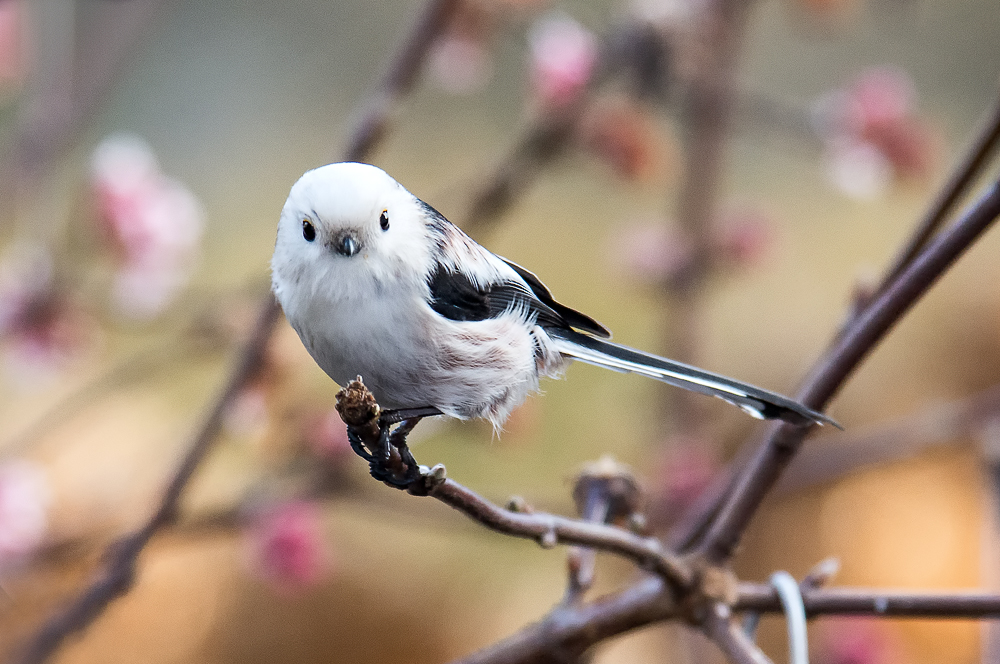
{"left": 271, "top": 162, "right": 835, "bottom": 438}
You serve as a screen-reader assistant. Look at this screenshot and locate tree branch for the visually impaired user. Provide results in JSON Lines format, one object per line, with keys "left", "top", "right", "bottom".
{"left": 335, "top": 379, "right": 694, "bottom": 590}
{"left": 450, "top": 578, "right": 1000, "bottom": 664}
{"left": 449, "top": 577, "right": 678, "bottom": 664}
{"left": 776, "top": 382, "right": 1000, "bottom": 494}
{"left": 432, "top": 478, "right": 692, "bottom": 588}
{"left": 459, "top": 19, "right": 646, "bottom": 235}
{"left": 666, "top": 380, "right": 1000, "bottom": 549}
{"left": 342, "top": 0, "right": 461, "bottom": 163}
{"left": 695, "top": 176, "right": 1000, "bottom": 564}
{"left": 462, "top": 106, "right": 585, "bottom": 233}
{"left": 735, "top": 584, "right": 1000, "bottom": 617}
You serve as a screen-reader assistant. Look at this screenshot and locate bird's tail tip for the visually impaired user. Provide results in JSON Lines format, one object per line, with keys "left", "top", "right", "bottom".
{"left": 768, "top": 402, "right": 841, "bottom": 429}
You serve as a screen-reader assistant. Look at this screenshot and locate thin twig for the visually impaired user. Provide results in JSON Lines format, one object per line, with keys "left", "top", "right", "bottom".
{"left": 1, "top": 321, "right": 232, "bottom": 459}
{"left": 564, "top": 456, "right": 643, "bottom": 603}
{"left": 460, "top": 20, "right": 656, "bottom": 235}
{"left": 666, "top": 0, "right": 751, "bottom": 345}
{"left": 428, "top": 478, "right": 692, "bottom": 589}
{"left": 462, "top": 106, "right": 585, "bottom": 233}
{"left": 666, "top": 381, "right": 1000, "bottom": 547}
{"left": 703, "top": 602, "right": 774, "bottom": 664}
{"left": 4, "top": 0, "right": 166, "bottom": 208}
{"left": 878, "top": 92, "right": 1000, "bottom": 292}
{"left": 776, "top": 382, "right": 1000, "bottom": 494}
{"left": 16, "top": 1, "right": 460, "bottom": 661}
{"left": 695, "top": 177, "right": 1000, "bottom": 564}
{"left": 735, "top": 584, "right": 1000, "bottom": 617}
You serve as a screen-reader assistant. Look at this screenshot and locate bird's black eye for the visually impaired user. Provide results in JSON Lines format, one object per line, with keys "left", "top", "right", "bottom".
{"left": 302, "top": 219, "right": 316, "bottom": 242}
{"left": 379, "top": 210, "right": 389, "bottom": 231}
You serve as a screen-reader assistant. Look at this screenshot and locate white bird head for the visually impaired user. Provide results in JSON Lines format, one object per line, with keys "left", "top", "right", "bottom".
{"left": 272, "top": 162, "right": 437, "bottom": 301}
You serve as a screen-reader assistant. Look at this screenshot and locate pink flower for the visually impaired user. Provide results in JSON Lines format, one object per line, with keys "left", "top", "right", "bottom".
{"left": 0, "top": 460, "right": 49, "bottom": 571}
{"left": 813, "top": 68, "right": 937, "bottom": 198}
{"left": 246, "top": 501, "right": 330, "bottom": 595}
{"left": 845, "top": 68, "right": 914, "bottom": 132}
{"left": 823, "top": 137, "right": 893, "bottom": 200}
{"left": 528, "top": 12, "right": 597, "bottom": 109}
{"left": 0, "top": 248, "right": 88, "bottom": 386}
{"left": 91, "top": 134, "right": 204, "bottom": 319}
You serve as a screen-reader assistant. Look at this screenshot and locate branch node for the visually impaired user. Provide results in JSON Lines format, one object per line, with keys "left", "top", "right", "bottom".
{"left": 506, "top": 495, "right": 534, "bottom": 513}
{"left": 701, "top": 565, "right": 740, "bottom": 606}
{"left": 539, "top": 523, "right": 559, "bottom": 549}
{"left": 627, "top": 512, "right": 649, "bottom": 535}
{"left": 800, "top": 557, "right": 840, "bottom": 590}
{"left": 572, "top": 455, "right": 643, "bottom": 525}
{"left": 405, "top": 464, "right": 448, "bottom": 497}
{"left": 680, "top": 559, "right": 740, "bottom": 624}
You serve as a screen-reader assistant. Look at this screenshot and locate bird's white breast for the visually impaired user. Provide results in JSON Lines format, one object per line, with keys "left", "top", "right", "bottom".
{"left": 273, "top": 250, "right": 565, "bottom": 427}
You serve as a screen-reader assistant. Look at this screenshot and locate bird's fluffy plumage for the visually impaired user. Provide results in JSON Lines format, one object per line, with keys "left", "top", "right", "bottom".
{"left": 271, "top": 162, "right": 835, "bottom": 430}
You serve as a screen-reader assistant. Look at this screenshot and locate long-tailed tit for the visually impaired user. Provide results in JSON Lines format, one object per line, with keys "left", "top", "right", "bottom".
{"left": 271, "top": 162, "right": 835, "bottom": 434}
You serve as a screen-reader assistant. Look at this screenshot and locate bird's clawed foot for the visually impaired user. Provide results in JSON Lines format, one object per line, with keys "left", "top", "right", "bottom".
{"left": 346, "top": 411, "right": 436, "bottom": 489}
{"left": 335, "top": 380, "right": 445, "bottom": 491}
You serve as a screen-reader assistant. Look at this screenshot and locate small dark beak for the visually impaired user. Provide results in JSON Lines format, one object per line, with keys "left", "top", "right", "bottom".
{"left": 334, "top": 233, "right": 360, "bottom": 257}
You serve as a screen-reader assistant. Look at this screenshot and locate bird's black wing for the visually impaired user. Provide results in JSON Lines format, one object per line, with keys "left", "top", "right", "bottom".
{"left": 426, "top": 264, "right": 491, "bottom": 321}
{"left": 501, "top": 260, "right": 611, "bottom": 338}
{"left": 427, "top": 263, "right": 569, "bottom": 330}
{"left": 418, "top": 197, "right": 610, "bottom": 337}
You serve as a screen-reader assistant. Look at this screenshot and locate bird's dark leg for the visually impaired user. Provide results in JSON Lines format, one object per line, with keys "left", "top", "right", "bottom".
{"left": 346, "top": 427, "right": 375, "bottom": 462}
{"left": 379, "top": 406, "right": 444, "bottom": 425}
{"left": 388, "top": 417, "right": 424, "bottom": 483}
{"left": 352, "top": 408, "right": 441, "bottom": 488}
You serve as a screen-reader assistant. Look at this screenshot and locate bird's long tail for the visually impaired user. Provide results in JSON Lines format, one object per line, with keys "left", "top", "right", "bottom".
{"left": 551, "top": 329, "right": 839, "bottom": 428}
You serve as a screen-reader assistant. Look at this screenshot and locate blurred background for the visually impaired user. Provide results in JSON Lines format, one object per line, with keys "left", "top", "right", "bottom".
{"left": 0, "top": 0, "right": 998, "bottom": 662}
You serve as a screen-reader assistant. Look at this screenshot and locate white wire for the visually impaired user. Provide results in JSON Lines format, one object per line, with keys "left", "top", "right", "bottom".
{"left": 770, "top": 571, "right": 809, "bottom": 664}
